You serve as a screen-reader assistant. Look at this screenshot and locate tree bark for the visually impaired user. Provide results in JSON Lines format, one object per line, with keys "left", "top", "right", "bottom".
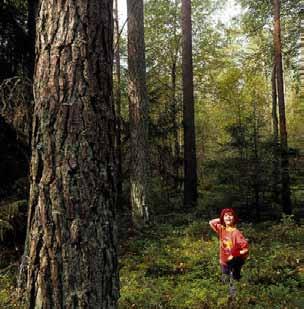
{"left": 181, "top": 0, "right": 197, "bottom": 208}
{"left": 21, "top": 0, "right": 119, "bottom": 307}
{"left": 127, "top": 0, "right": 150, "bottom": 226}
{"left": 273, "top": 0, "right": 292, "bottom": 214}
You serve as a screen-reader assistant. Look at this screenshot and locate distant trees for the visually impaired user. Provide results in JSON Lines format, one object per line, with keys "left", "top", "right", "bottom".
{"left": 127, "top": 0, "right": 150, "bottom": 226}
{"left": 273, "top": 0, "right": 292, "bottom": 214}
{"left": 0, "top": 1, "right": 29, "bottom": 79}
{"left": 240, "top": 0, "right": 301, "bottom": 215}
{"left": 144, "top": 0, "right": 184, "bottom": 199}
{"left": 21, "top": 0, "right": 119, "bottom": 307}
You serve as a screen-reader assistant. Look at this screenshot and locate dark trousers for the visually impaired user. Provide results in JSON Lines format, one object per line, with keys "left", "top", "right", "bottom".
{"left": 221, "top": 257, "right": 244, "bottom": 280}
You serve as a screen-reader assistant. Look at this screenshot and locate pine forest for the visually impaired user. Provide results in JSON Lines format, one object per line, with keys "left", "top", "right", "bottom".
{"left": 0, "top": 0, "right": 303, "bottom": 308}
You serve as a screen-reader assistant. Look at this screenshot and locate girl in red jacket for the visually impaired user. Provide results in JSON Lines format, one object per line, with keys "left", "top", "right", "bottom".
{"left": 209, "top": 208, "right": 249, "bottom": 281}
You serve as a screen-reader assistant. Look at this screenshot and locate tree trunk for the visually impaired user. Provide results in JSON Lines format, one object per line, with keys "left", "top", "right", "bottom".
{"left": 127, "top": 0, "right": 150, "bottom": 226}
{"left": 182, "top": 0, "right": 197, "bottom": 208}
{"left": 114, "top": 0, "right": 123, "bottom": 206}
{"left": 21, "top": 0, "right": 119, "bottom": 307}
{"left": 271, "top": 64, "right": 279, "bottom": 145}
{"left": 271, "top": 62, "right": 280, "bottom": 202}
{"left": 273, "top": 0, "right": 292, "bottom": 214}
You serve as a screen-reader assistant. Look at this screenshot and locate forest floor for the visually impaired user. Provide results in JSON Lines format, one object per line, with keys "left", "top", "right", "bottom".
{"left": 0, "top": 214, "right": 303, "bottom": 308}
{"left": 118, "top": 214, "right": 304, "bottom": 309}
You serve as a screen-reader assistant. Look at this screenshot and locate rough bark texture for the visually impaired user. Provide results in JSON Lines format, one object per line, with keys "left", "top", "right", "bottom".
{"left": 273, "top": 0, "right": 292, "bottom": 215}
{"left": 127, "top": 0, "right": 149, "bottom": 226}
{"left": 181, "top": 0, "right": 197, "bottom": 208}
{"left": 22, "top": 0, "right": 119, "bottom": 308}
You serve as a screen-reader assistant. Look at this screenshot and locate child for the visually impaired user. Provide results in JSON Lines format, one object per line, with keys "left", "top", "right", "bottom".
{"left": 209, "top": 208, "right": 249, "bottom": 281}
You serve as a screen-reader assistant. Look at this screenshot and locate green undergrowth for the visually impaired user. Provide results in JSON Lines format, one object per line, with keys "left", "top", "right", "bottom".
{"left": 0, "top": 262, "right": 19, "bottom": 308}
{"left": 119, "top": 214, "right": 304, "bottom": 308}
{"left": 0, "top": 215, "right": 303, "bottom": 308}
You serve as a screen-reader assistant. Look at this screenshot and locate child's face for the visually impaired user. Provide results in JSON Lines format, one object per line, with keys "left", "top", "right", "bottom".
{"left": 223, "top": 212, "right": 235, "bottom": 227}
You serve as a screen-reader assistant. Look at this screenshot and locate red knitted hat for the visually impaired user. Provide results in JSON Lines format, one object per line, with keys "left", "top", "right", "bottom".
{"left": 220, "top": 208, "right": 238, "bottom": 226}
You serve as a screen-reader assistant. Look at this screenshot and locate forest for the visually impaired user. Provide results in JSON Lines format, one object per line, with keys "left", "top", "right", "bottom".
{"left": 0, "top": 0, "right": 303, "bottom": 308}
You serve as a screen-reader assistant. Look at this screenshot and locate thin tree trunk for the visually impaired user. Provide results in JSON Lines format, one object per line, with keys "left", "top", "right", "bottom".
{"left": 273, "top": 0, "right": 292, "bottom": 214}
{"left": 181, "top": 0, "right": 197, "bottom": 208}
{"left": 272, "top": 64, "right": 279, "bottom": 144}
{"left": 114, "top": 0, "right": 123, "bottom": 205}
{"left": 127, "top": 0, "right": 150, "bottom": 226}
{"left": 21, "top": 1, "right": 119, "bottom": 307}
{"left": 271, "top": 62, "right": 280, "bottom": 202}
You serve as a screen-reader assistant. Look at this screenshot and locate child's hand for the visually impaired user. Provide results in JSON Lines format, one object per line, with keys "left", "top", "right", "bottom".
{"left": 227, "top": 255, "right": 233, "bottom": 261}
{"left": 240, "top": 249, "right": 248, "bottom": 255}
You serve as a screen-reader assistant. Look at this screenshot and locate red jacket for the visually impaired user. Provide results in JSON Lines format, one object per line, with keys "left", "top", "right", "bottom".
{"left": 209, "top": 219, "right": 249, "bottom": 265}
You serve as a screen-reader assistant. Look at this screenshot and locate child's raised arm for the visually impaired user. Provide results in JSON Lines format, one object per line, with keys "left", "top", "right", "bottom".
{"left": 209, "top": 218, "right": 221, "bottom": 233}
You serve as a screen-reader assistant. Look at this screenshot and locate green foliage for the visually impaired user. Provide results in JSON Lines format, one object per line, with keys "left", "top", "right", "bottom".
{"left": 118, "top": 217, "right": 304, "bottom": 308}
{"left": 0, "top": 260, "right": 20, "bottom": 309}
{"left": 2, "top": 216, "right": 301, "bottom": 307}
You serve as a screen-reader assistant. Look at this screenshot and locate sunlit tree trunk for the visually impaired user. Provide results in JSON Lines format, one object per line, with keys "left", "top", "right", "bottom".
{"left": 127, "top": 0, "right": 150, "bottom": 226}
{"left": 181, "top": 0, "right": 197, "bottom": 208}
{"left": 21, "top": 0, "right": 119, "bottom": 307}
{"left": 273, "top": 0, "right": 292, "bottom": 214}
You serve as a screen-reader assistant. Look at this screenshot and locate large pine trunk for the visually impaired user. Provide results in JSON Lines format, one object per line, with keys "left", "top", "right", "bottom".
{"left": 22, "top": 0, "right": 119, "bottom": 307}
{"left": 181, "top": 0, "right": 197, "bottom": 208}
{"left": 127, "top": 0, "right": 150, "bottom": 226}
{"left": 273, "top": 0, "right": 292, "bottom": 214}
